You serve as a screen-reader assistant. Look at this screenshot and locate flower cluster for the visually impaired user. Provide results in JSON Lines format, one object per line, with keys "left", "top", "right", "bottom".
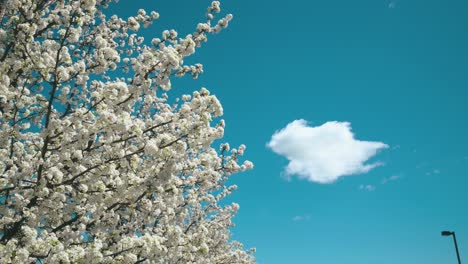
{"left": 0, "top": 0, "right": 254, "bottom": 262}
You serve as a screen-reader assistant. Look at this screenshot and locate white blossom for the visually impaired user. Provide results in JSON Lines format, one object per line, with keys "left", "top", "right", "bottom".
{"left": 128, "top": 17, "right": 140, "bottom": 31}
{"left": 0, "top": 1, "right": 254, "bottom": 263}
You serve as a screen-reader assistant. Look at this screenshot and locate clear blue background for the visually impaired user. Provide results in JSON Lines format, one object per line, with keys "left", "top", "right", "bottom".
{"left": 114, "top": 1, "right": 468, "bottom": 263}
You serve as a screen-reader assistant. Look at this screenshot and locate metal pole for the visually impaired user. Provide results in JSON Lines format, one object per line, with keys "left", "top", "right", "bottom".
{"left": 452, "top": 232, "right": 462, "bottom": 264}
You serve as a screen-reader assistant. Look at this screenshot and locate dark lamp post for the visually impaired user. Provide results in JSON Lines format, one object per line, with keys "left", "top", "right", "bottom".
{"left": 442, "top": 231, "right": 462, "bottom": 264}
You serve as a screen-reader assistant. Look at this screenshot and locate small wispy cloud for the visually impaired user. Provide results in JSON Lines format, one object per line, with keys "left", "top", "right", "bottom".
{"left": 267, "top": 120, "right": 388, "bottom": 184}
{"left": 292, "top": 215, "right": 311, "bottom": 222}
{"left": 359, "top": 184, "right": 376, "bottom": 191}
{"left": 388, "top": 1, "right": 398, "bottom": 9}
{"left": 416, "top": 162, "right": 426, "bottom": 169}
{"left": 382, "top": 175, "right": 400, "bottom": 184}
{"left": 426, "top": 169, "right": 441, "bottom": 176}
{"left": 360, "top": 174, "right": 401, "bottom": 192}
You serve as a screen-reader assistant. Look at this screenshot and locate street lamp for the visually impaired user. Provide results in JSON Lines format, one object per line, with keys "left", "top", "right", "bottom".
{"left": 442, "top": 231, "right": 462, "bottom": 264}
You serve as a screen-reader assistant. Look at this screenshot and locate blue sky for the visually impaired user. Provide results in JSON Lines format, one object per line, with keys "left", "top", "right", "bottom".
{"left": 115, "top": 0, "right": 468, "bottom": 263}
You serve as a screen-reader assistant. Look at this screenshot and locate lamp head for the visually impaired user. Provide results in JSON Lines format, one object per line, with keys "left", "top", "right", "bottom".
{"left": 441, "top": 231, "right": 453, "bottom": 236}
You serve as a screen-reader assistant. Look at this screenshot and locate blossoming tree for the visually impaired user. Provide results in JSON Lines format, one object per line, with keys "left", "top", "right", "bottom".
{"left": 0, "top": 0, "right": 255, "bottom": 262}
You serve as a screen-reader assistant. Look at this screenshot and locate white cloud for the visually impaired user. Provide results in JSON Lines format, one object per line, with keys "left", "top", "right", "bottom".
{"left": 416, "top": 162, "right": 426, "bottom": 169}
{"left": 292, "top": 215, "right": 311, "bottom": 222}
{"left": 382, "top": 175, "right": 400, "bottom": 184}
{"left": 267, "top": 120, "right": 388, "bottom": 184}
{"left": 388, "top": 0, "right": 398, "bottom": 9}
{"left": 359, "top": 184, "right": 376, "bottom": 191}
{"left": 426, "top": 169, "right": 441, "bottom": 176}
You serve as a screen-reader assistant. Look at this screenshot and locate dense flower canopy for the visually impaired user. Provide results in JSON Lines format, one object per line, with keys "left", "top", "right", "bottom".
{"left": 0, "top": 0, "right": 254, "bottom": 262}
